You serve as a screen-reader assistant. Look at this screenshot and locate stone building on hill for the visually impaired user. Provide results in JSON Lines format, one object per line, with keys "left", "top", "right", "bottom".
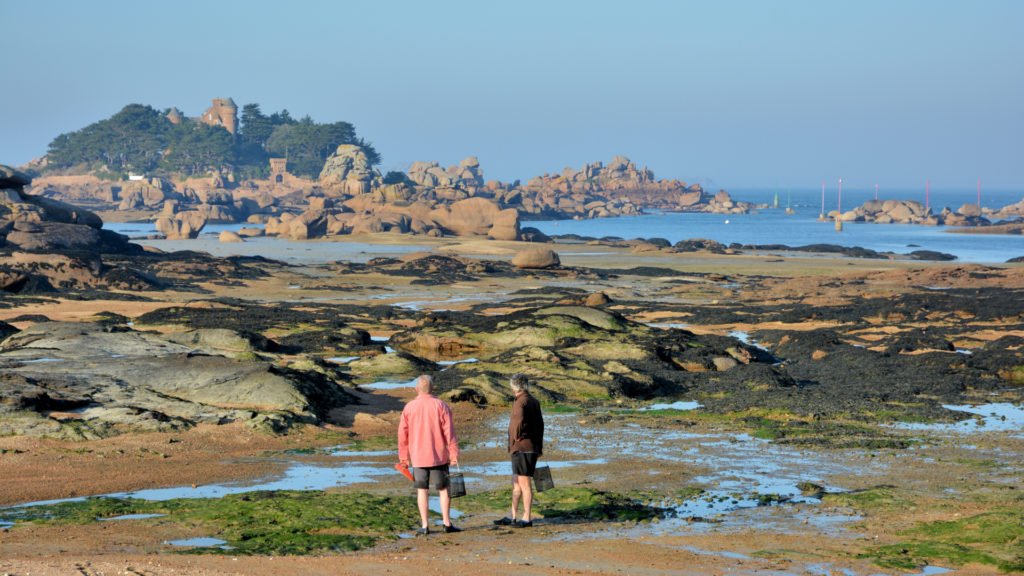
{"left": 200, "top": 98, "right": 238, "bottom": 134}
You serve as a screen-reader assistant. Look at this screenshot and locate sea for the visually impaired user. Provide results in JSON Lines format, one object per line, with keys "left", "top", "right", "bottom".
{"left": 527, "top": 188, "right": 1024, "bottom": 264}
{"left": 103, "top": 188, "right": 1023, "bottom": 264}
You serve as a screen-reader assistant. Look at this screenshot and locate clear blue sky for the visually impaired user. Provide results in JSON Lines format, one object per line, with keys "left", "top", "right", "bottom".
{"left": 3, "top": 0, "right": 1022, "bottom": 191}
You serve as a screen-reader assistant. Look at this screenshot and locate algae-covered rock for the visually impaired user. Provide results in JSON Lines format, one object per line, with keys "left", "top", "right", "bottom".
{"left": 347, "top": 350, "right": 435, "bottom": 379}
{"left": 535, "top": 306, "right": 626, "bottom": 331}
{"left": 164, "top": 328, "right": 268, "bottom": 359}
{"left": 0, "top": 322, "right": 353, "bottom": 438}
{"left": 397, "top": 305, "right": 776, "bottom": 404}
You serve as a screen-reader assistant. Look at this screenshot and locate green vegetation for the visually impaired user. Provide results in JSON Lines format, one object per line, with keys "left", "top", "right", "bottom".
{"left": 823, "top": 486, "right": 916, "bottom": 511}
{"left": 44, "top": 101, "right": 379, "bottom": 179}
{"left": 459, "top": 486, "right": 669, "bottom": 522}
{"left": 341, "top": 435, "right": 396, "bottom": 452}
{"left": 1, "top": 491, "right": 419, "bottom": 555}
{"left": 862, "top": 509, "right": 1024, "bottom": 573}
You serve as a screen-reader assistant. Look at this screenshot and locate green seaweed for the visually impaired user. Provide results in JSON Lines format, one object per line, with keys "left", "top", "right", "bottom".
{"left": 341, "top": 434, "right": 396, "bottom": 452}
{"left": 823, "top": 486, "right": 915, "bottom": 511}
{"left": 862, "top": 509, "right": 1024, "bottom": 573}
{"left": 0, "top": 491, "right": 420, "bottom": 555}
{"left": 457, "top": 486, "right": 668, "bottom": 522}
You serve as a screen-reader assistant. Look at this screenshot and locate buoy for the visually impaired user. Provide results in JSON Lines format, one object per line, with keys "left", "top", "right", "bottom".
{"left": 724, "top": 219, "right": 730, "bottom": 224}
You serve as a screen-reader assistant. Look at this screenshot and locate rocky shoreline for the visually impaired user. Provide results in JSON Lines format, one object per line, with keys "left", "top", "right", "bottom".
{"left": 2, "top": 163, "right": 1023, "bottom": 574}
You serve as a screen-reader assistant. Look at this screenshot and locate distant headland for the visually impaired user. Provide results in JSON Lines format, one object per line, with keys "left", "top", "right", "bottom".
{"left": 16, "top": 97, "right": 1023, "bottom": 241}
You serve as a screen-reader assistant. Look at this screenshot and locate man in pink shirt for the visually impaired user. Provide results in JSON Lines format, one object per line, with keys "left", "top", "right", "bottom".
{"left": 398, "top": 374, "right": 461, "bottom": 535}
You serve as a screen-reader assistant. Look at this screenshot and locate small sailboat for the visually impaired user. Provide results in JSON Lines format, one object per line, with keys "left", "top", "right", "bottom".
{"left": 785, "top": 191, "right": 795, "bottom": 215}
{"left": 773, "top": 191, "right": 780, "bottom": 209}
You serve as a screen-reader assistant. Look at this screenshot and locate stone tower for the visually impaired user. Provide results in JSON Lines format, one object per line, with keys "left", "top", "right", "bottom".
{"left": 201, "top": 98, "right": 238, "bottom": 134}
{"left": 269, "top": 158, "right": 288, "bottom": 184}
{"left": 166, "top": 107, "right": 183, "bottom": 125}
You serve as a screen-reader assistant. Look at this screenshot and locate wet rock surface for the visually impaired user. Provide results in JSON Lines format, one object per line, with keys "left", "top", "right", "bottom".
{"left": 0, "top": 322, "right": 355, "bottom": 439}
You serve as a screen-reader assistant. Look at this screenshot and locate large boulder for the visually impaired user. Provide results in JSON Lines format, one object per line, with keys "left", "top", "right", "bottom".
{"left": 5, "top": 222, "right": 102, "bottom": 251}
{"left": 0, "top": 165, "right": 31, "bottom": 189}
{"left": 319, "top": 144, "right": 376, "bottom": 194}
{"left": 18, "top": 195, "right": 103, "bottom": 228}
{"left": 487, "top": 208, "right": 521, "bottom": 241}
{"left": 288, "top": 210, "right": 329, "bottom": 240}
{"left": 219, "top": 230, "right": 244, "bottom": 243}
{"left": 511, "top": 247, "right": 560, "bottom": 269}
{"left": 433, "top": 197, "right": 503, "bottom": 236}
{"left": 155, "top": 211, "right": 207, "bottom": 239}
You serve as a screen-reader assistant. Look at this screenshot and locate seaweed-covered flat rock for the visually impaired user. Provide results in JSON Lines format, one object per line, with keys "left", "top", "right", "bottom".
{"left": 0, "top": 322, "right": 354, "bottom": 438}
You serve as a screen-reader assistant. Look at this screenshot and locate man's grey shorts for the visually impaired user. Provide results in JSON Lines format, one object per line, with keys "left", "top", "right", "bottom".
{"left": 413, "top": 464, "right": 450, "bottom": 490}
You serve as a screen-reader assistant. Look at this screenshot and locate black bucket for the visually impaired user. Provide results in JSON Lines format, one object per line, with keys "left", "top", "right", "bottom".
{"left": 533, "top": 465, "right": 554, "bottom": 492}
{"left": 447, "top": 465, "right": 467, "bottom": 498}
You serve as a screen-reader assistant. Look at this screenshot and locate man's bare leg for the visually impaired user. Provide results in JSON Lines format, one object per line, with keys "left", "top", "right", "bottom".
{"left": 439, "top": 487, "right": 452, "bottom": 526}
{"left": 510, "top": 476, "right": 522, "bottom": 520}
{"left": 417, "top": 488, "right": 430, "bottom": 529}
{"left": 516, "top": 475, "right": 533, "bottom": 522}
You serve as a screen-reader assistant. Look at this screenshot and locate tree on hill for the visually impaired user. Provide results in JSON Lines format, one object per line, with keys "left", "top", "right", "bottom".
{"left": 44, "top": 101, "right": 378, "bottom": 180}
{"left": 160, "top": 121, "right": 235, "bottom": 176}
{"left": 47, "top": 104, "right": 171, "bottom": 173}
{"left": 265, "top": 120, "right": 379, "bottom": 178}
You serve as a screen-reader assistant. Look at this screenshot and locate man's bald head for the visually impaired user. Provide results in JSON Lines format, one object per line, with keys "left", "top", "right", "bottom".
{"left": 415, "top": 374, "right": 433, "bottom": 395}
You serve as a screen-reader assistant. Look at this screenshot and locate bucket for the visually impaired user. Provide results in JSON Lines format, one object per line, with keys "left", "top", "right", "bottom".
{"left": 533, "top": 465, "right": 554, "bottom": 492}
{"left": 447, "top": 464, "right": 467, "bottom": 498}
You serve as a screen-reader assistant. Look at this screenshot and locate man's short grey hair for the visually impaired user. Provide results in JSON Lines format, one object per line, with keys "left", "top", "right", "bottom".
{"left": 416, "top": 374, "right": 433, "bottom": 392}
{"left": 510, "top": 373, "right": 529, "bottom": 392}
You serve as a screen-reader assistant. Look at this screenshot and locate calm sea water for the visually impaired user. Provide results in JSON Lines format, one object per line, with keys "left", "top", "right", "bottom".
{"left": 102, "top": 188, "right": 1023, "bottom": 264}
{"left": 528, "top": 188, "right": 1024, "bottom": 264}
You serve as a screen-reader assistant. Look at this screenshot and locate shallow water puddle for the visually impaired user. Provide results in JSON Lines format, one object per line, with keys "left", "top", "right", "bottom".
{"left": 728, "top": 330, "right": 771, "bottom": 352}
{"left": 360, "top": 379, "right": 417, "bottom": 390}
{"left": 165, "top": 536, "right": 231, "bottom": 549}
{"left": 326, "top": 356, "right": 360, "bottom": 364}
{"left": 437, "top": 358, "right": 479, "bottom": 366}
{"left": 8, "top": 462, "right": 397, "bottom": 511}
{"left": 892, "top": 403, "right": 1024, "bottom": 435}
{"left": 681, "top": 545, "right": 751, "bottom": 560}
{"left": 538, "top": 414, "right": 888, "bottom": 533}
{"left": 391, "top": 294, "right": 501, "bottom": 312}
{"left": 640, "top": 401, "right": 702, "bottom": 411}
{"left": 468, "top": 458, "right": 608, "bottom": 480}
{"left": 646, "top": 322, "right": 690, "bottom": 330}
{"left": 99, "top": 513, "right": 167, "bottom": 521}
{"left": 20, "top": 357, "right": 65, "bottom": 364}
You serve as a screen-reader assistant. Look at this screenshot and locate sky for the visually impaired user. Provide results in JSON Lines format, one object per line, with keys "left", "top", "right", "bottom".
{"left": 3, "top": 0, "right": 1022, "bottom": 191}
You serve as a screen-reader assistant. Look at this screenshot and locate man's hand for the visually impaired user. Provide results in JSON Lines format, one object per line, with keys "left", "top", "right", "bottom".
{"left": 399, "top": 459, "right": 409, "bottom": 468}
{"left": 451, "top": 457, "right": 459, "bottom": 466}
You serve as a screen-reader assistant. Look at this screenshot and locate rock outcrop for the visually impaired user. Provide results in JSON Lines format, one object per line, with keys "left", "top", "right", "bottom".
{"left": 511, "top": 247, "right": 560, "bottom": 269}
{"left": 407, "top": 157, "right": 484, "bottom": 191}
{"left": 0, "top": 322, "right": 353, "bottom": 438}
{"left": 842, "top": 199, "right": 991, "bottom": 226}
{"left": 2, "top": 166, "right": 109, "bottom": 252}
{"left": 155, "top": 210, "right": 207, "bottom": 239}
{"left": 387, "top": 304, "right": 777, "bottom": 404}
{"left": 27, "top": 154, "right": 766, "bottom": 242}
{"left": 319, "top": 144, "right": 378, "bottom": 194}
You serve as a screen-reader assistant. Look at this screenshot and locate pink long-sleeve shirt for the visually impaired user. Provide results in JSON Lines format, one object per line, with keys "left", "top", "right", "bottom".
{"left": 397, "top": 393, "right": 459, "bottom": 468}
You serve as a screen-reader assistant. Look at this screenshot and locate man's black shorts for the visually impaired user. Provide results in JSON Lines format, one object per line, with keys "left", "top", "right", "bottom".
{"left": 413, "top": 464, "right": 450, "bottom": 490}
{"left": 511, "top": 451, "right": 539, "bottom": 477}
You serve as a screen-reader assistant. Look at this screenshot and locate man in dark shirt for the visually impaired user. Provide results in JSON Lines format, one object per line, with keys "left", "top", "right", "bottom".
{"left": 494, "top": 373, "right": 544, "bottom": 528}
